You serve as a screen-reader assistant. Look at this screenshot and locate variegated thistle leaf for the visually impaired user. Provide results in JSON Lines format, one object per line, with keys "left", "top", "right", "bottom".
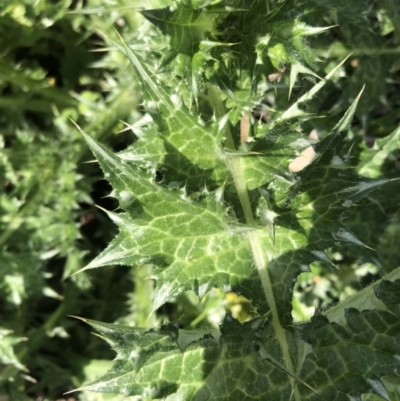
{"left": 74, "top": 2, "right": 400, "bottom": 400}
{"left": 78, "top": 268, "right": 400, "bottom": 400}
{"left": 139, "top": 0, "right": 331, "bottom": 103}
{"left": 332, "top": 126, "right": 400, "bottom": 275}
{"left": 74, "top": 46, "right": 400, "bottom": 398}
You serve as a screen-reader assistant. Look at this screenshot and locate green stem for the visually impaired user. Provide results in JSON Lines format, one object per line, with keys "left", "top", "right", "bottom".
{"left": 314, "top": 45, "right": 400, "bottom": 57}
{"left": 248, "top": 231, "right": 300, "bottom": 401}
{"left": 223, "top": 132, "right": 300, "bottom": 400}
{"left": 205, "top": 84, "right": 236, "bottom": 151}
{"left": 208, "top": 81, "right": 300, "bottom": 398}
{"left": 225, "top": 158, "right": 255, "bottom": 225}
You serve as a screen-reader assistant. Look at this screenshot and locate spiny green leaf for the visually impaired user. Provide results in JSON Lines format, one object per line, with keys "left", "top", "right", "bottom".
{"left": 79, "top": 58, "right": 391, "bottom": 399}
{"left": 0, "top": 328, "right": 27, "bottom": 376}
{"left": 275, "top": 54, "right": 351, "bottom": 124}
{"left": 111, "top": 37, "right": 227, "bottom": 189}
{"left": 358, "top": 125, "right": 400, "bottom": 178}
{"left": 333, "top": 126, "right": 400, "bottom": 275}
{"left": 298, "top": 269, "right": 400, "bottom": 400}
{"left": 288, "top": 63, "right": 321, "bottom": 100}
{"left": 77, "top": 2, "right": 399, "bottom": 400}
{"left": 237, "top": 57, "right": 352, "bottom": 194}
{"left": 306, "top": 0, "right": 398, "bottom": 122}
{"left": 80, "top": 131, "right": 268, "bottom": 312}
{"left": 77, "top": 316, "right": 304, "bottom": 400}
{"left": 140, "top": 2, "right": 221, "bottom": 101}
{"left": 141, "top": 3, "right": 216, "bottom": 56}
{"left": 81, "top": 269, "right": 400, "bottom": 400}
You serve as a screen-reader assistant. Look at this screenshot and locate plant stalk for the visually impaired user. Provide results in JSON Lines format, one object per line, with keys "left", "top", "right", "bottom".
{"left": 208, "top": 81, "right": 300, "bottom": 399}
{"left": 227, "top": 155, "right": 301, "bottom": 397}
{"left": 229, "top": 155, "right": 301, "bottom": 400}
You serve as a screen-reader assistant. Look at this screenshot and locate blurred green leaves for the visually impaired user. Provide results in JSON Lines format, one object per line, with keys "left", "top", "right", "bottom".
{"left": 0, "top": 0, "right": 146, "bottom": 399}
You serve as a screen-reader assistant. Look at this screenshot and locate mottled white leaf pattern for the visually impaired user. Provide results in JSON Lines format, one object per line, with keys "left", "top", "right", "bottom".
{"left": 78, "top": 2, "right": 400, "bottom": 400}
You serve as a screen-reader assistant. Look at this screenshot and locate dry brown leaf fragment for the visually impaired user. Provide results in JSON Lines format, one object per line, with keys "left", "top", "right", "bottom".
{"left": 289, "top": 146, "right": 316, "bottom": 172}
{"left": 268, "top": 67, "right": 286, "bottom": 82}
{"left": 240, "top": 114, "right": 250, "bottom": 143}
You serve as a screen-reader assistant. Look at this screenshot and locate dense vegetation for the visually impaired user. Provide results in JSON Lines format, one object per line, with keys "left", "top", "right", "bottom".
{"left": 1, "top": 1, "right": 399, "bottom": 400}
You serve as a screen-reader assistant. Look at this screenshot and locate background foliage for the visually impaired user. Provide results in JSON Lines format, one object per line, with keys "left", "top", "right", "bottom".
{"left": 0, "top": 0, "right": 399, "bottom": 400}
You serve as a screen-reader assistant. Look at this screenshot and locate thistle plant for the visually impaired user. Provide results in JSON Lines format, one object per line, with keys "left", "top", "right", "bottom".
{"left": 73, "top": 1, "right": 400, "bottom": 399}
